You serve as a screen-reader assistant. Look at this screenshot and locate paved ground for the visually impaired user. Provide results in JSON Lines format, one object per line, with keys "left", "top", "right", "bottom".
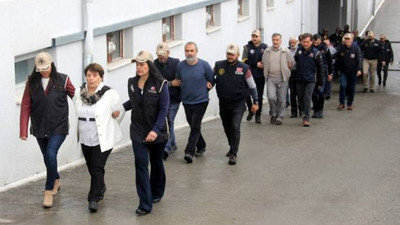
{"left": 1, "top": 1, "right": 400, "bottom": 224}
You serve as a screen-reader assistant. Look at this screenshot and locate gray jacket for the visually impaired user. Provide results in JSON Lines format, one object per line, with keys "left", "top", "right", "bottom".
{"left": 262, "top": 46, "right": 295, "bottom": 82}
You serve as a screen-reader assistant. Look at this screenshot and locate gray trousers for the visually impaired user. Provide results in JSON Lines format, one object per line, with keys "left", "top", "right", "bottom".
{"left": 296, "top": 81, "right": 315, "bottom": 121}
{"left": 267, "top": 75, "right": 288, "bottom": 121}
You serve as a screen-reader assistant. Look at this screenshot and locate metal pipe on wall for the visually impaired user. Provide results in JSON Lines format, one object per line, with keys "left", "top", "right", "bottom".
{"left": 83, "top": 0, "right": 94, "bottom": 82}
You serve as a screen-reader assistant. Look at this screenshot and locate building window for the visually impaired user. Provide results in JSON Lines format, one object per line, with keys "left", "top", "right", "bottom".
{"left": 286, "top": 0, "right": 294, "bottom": 3}
{"left": 107, "top": 30, "right": 123, "bottom": 63}
{"left": 266, "top": 0, "right": 275, "bottom": 9}
{"left": 15, "top": 58, "right": 35, "bottom": 85}
{"left": 206, "top": 4, "right": 221, "bottom": 32}
{"left": 206, "top": 5, "right": 215, "bottom": 28}
{"left": 162, "top": 16, "right": 175, "bottom": 42}
{"left": 238, "top": 0, "right": 249, "bottom": 19}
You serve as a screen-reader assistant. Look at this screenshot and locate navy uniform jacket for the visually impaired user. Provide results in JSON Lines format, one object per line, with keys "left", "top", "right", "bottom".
{"left": 294, "top": 46, "right": 325, "bottom": 86}
{"left": 334, "top": 43, "right": 362, "bottom": 73}
{"left": 243, "top": 41, "right": 267, "bottom": 79}
{"left": 360, "top": 39, "right": 384, "bottom": 60}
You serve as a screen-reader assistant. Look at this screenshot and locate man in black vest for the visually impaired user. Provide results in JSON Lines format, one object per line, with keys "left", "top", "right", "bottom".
{"left": 154, "top": 42, "right": 180, "bottom": 160}
{"left": 242, "top": 29, "right": 267, "bottom": 124}
{"left": 214, "top": 43, "right": 259, "bottom": 165}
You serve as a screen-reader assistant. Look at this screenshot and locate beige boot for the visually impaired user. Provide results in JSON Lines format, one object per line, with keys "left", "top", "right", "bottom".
{"left": 52, "top": 179, "right": 60, "bottom": 195}
{"left": 43, "top": 190, "right": 53, "bottom": 208}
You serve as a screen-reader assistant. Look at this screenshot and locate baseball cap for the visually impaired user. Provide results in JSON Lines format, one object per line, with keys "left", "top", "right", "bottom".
{"left": 131, "top": 51, "right": 154, "bottom": 63}
{"left": 156, "top": 42, "right": 170, "bottom": 56}
{"left": 367, "top": 31, "right": 374, "bottom": 38}
{"left": 35, "top": 52, "right": 53, "bottom": 72}
{"left": 343, "top": 33, "right": 353, "bottom": 39}
{"left": 251, "top": 29, "right": 261, "bottom": 37}
{"left": 226, "top": 43, "right": 239, "bottom": 55}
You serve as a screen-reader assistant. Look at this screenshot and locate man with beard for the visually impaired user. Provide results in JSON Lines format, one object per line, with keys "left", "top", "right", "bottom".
{"left": 214, "top": 43, "right": 259, "bottom": 165}
{"left": 176, "top": 42, "right": 214, "bottom": 163}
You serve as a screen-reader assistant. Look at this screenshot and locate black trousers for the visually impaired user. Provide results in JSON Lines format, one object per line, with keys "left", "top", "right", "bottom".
{"left": 183, "top": 101, "right": 208, "bottom": 155}
{"left": 220, "top": 100, "right": 246, "bottom": 155}
{"left": 246, "top": 77, "right": 265, "bottom": 116}
{"left": 377, "top": 60, "right": 389, "bottom": 83}
{"left": 81, "top": 144, "right": 112, "bottom": 202}
{"left": 132, "top": 141, "right": 166, "bottom": 212}
{"left": 289, "top": 74, "right": 301, "bottom": 115}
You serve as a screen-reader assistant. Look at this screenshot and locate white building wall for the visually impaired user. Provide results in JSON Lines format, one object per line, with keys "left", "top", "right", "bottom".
{"left": 0, "top": 0, "right": 326, "bottom": 190}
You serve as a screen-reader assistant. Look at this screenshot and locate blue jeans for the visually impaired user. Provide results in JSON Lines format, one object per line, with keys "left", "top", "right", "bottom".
{"left": 36, "top": 134, "right": 66, "bottom": 190}
{"left": 132, "top": 141, "right": 166, "bottom": 212}
{"left": 165, "top": 102, "right": 180, "bottom": 152}
{"left": 339, "top": 71, "right": 357, "bottom": 106}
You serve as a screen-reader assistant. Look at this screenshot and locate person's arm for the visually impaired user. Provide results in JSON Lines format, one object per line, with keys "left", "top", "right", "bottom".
{"left": 20, "top": 83, "right": 31, "bottom": 140}
{"left": 122, "top": 100, "right": 131, "bottom": 111}
{"left": 205, "top": 62, "right": 215, "bottom": 86}
{"left": 245, "top": 69, "right": 259, "bottom": 113}
{"left": 356, "top": 46, "right": 363, "bottom": 76}
{"left": 315, "top": 52, "right": 325, "bottom": 87}
{"left": 65, "top": 76, "right": 75, "bottom": 99}
{"left": 151, "top": 82, "right": 170, "bottom": 135}
{"left": 389, "top": 42, "right": 394, "bottom": 63}
{"left": 242, "top": 45, "right": 249, "bottom": 63}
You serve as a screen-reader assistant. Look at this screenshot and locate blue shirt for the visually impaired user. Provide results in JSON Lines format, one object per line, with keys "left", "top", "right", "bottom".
{"left": 176, "top": 59, "right": 215, "bottom": 104}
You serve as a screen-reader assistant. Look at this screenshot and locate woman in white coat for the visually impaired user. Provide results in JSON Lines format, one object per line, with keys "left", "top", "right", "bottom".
{"left": 73, "top": 63, "right": 123, "bottom": 213}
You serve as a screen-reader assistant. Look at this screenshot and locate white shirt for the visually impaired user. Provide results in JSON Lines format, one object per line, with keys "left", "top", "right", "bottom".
{"left": 41, "top": 77, "right": 50, "bottom": 90}
{"left": 78, "top": 84, "right": 101, "bottom": 147}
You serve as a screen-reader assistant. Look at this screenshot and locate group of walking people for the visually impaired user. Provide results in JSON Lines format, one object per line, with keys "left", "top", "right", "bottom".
{"left": 19, "top": 25, "right": 394, "bottom": 216}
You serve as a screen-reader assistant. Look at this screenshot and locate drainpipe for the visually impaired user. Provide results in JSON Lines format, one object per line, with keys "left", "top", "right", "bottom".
{"left": 83, "top": 0, "right": 94, "bottom": 82}
{"left": 300, "top": 0, "right": 304, "bottom": 33}
{"left": 257, "top": 0, "right": 264, "bottom": 42}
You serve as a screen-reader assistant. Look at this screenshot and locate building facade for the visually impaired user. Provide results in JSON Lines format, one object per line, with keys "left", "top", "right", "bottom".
{"left": 0, "top": 0, "right": 383, "bottom": 190}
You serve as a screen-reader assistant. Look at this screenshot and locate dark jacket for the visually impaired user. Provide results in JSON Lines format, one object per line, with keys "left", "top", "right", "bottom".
{"left": 294, "top": 46, "right": 325, "bottom": 86}
{"left": 127, "top": 76, "right": 168, "bottom": 144}
{"left": 379, "top": 40, "right": 394, "bottom": 63}
{"left": 154, "top": 57, "right": 181, "bottom": 104}
{"left": 360, "top": 39, "right": 384, "bottom": 60}
{"left": 334, "top": 43, "right": 362, "bottom": 73}
{"left": 28, "top": 73, "right": 70, "bottom": 138}
{"left": 243, "top": 41, "right": 267, "bottom": 79}
{"left": 214, "top": 60, "right": 250, "bottom": 103}
{"left": 314, "top": 42, "right": 333, "bottom": 75}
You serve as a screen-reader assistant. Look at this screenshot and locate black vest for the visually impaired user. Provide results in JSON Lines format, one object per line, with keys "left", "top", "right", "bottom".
{"left": 245, "top": 42, "right": 267, "bottom": 78}
{"left": 154, "top": 57, "right": 181, "bottom": 104}
{"left": 215, "top": 60, "right": 250, "bottom": 103}
{"left": 30, "top": 73, "right": 69, "bottom": 138}
{"left": 128, "top": 76, "right": 168, "bottom": 143}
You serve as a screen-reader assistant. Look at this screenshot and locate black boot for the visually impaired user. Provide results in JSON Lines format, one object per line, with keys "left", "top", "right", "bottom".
{"left": 255, "top": 114, "right": 261, "bottom": 124}
{"left": 246, "top": 111, "right": 254, "bottom": 121}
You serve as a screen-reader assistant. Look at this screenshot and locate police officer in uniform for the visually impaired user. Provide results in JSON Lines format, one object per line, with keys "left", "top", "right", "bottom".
{"left": 123, "top": 51, "right": 169, "bottom": 216}
{"left": 214, "top": 43, "right": 259, "bottom": 165}
{"left": 242, "top": 29, "right": 267, "bottom": 123}
{"left": 377, "top": 34, "right": 394, "bottom": 86}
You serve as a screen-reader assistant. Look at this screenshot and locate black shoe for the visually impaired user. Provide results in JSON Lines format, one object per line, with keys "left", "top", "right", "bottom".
{"left": 99, "top": 185, "right": 106, "bottom": 201}
{"left": 317, "top": 111, "right": 324, "bottom": 119}
{"left": 135, "top": 209, "right": 150, "bottom": 216}
{"left": 270, "top": 116, "right": 276, "bottom": 124}
{"left": 153, "top": 198, "right": 161, "bottom": 203}
{"left": 325, "top": 95, "right": 331, "bottom": 100}
{"left": 312, "top": 112, "right": 318, "bottom": 118}
{"left": 255, "top": 115, "right": 261, "bottom": 124}
{"left": 370, "top": 89, "right": 374, "bottom": 93}
{"left": 378, "top": 80, "right": 381, "bottom": 85}
{"left": 383, "top": 81, "right": 386, "bottom": 87}
{"left": 226, "top": 151, "right": 232, "bottom": 157}
{"left": 171, "top": 145, "right": 178, "bottom": 152}
{"left": 228, "top": 154, "right": 237, "bottom": 165}
{"left": 246, "top": 111, "right": 254, "bottom": 121}
{"left": 275, "top": 119, "right": 282, "bottom": 125}
{"left": 290, "top": 113, "right": 297, "bottom": 118}
{"left": 163, "top": 150, "right": 169, "bottom": 160}
{"left": 194, "top": 148, "right": 206, "bottom": 157}
{"left": 363, "top": 88, "right": 368, "bottom": 93}
{"left": 184, "top": 154, "right": 193, "bottom": 163}
{"left": 88, "top": 201, "right": 98, "bottom": 213}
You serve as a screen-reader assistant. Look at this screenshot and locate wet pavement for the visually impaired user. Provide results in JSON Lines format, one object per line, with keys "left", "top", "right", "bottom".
{"left": 1, "top": 1, "right": 400, "bottom": 224}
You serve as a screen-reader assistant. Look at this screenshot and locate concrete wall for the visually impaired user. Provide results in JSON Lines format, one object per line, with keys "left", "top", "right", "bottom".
{"left": 0, "top": 0, "right": 322, "bottom": 190}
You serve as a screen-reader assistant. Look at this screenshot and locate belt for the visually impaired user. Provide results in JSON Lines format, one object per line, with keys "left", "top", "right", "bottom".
{"left": 78, "top": 117, "right": 96, "bottom": 122}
